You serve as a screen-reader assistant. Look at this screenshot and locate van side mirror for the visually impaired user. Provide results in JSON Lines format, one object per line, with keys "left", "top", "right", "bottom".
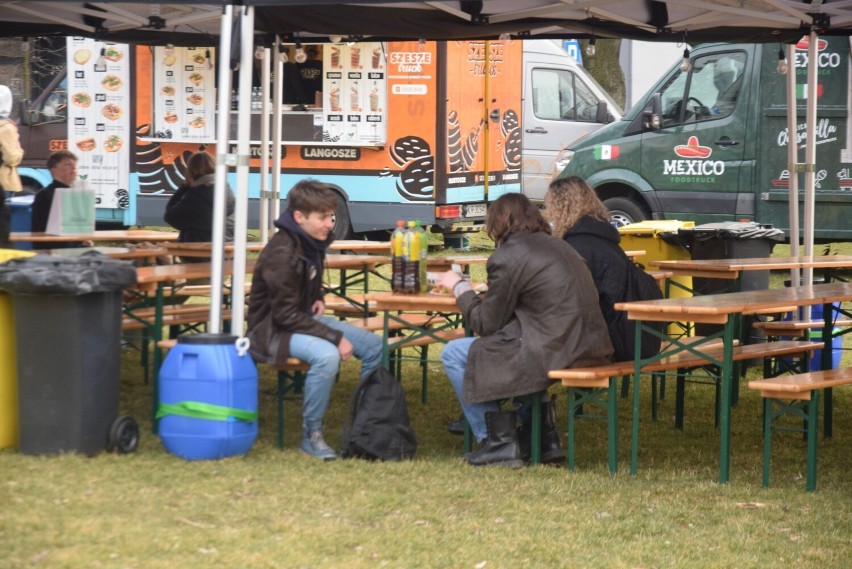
{"left": 642, "top": 93, "right": 662, "bottom": 130}
{"left": 596, "top": 100, "right": 614, "bottom": 123}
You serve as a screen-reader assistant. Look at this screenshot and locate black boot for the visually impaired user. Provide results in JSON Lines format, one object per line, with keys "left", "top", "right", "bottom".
{"left": 518, "top": 396, "right": 565, "bottom": 464}
{"left": 446, "top": 412, "right": 465, "bottom": 436}
{"left": 464, "top": 411, "right": 523, "bottom": 468}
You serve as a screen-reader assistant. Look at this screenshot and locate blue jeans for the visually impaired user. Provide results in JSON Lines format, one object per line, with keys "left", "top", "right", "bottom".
{"left": 440, "top": 337, "right": 499, "bottom": 441}
{"left": 288, "top": 315, "right": 382, "bottom": 433}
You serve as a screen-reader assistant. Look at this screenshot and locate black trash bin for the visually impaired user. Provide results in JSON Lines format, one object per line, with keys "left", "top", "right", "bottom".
{"left": 678, "top": 221, "right": 785, "bottom": 339}
{"left": 0, "top": 254, "right": 140, "bottom": 455}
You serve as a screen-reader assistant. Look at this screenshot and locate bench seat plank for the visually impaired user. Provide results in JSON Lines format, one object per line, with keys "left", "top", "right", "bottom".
{"left": 748, "top": 367, "right": 852, "bottom": 399}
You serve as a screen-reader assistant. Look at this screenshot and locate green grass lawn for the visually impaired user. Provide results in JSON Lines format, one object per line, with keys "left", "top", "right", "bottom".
{"left": 2, "top": 234, "right": 851, "bottom": 568}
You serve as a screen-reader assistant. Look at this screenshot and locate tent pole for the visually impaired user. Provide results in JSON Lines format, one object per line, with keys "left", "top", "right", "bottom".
{"left": 229, "top": 4, "right": 256, "bottom": 335}
{"left": 803, "top": 31, "right": 818, "bottom": 287}
{"left": 208, "top": 3, "right": 235, "bottom": 334}
{"left": 259, "top": 47, "right": 272, "bottom": 244}
{"left": 270, "top": 36, "right": 285, "bottom": 242}
{"left": 785, "top": 42, "right": 801, "bottom": 304}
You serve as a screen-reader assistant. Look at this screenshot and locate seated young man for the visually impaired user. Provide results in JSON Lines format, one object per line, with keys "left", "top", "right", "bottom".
{"left": 246, "top": 179, "right": 382, "bottom": 461}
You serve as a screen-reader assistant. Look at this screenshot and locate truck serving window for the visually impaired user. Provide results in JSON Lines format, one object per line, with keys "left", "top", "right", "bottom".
{"left": 531, "top": 68, "right": 599, "bottom": 123}
{"left": 659, "top": 52, "right": 746, "bottom": 127}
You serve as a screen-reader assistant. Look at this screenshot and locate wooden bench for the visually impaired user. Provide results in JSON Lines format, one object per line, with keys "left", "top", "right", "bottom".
{"left": 548, "top": 339, "right": 822, "bottom": 474}
{"left": 753, "top": 319, "right": 852, "bottom": 338}
{"left": 748, "top": 367, "right": 852, "bottom": 491}
{"left": 324, "top": 293, "right": 376, "bottom": 316}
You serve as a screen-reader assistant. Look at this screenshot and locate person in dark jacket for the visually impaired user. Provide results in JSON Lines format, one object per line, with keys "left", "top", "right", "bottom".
{"left": 30, "top": 150, "right": 91, "bottom": 250}
{"left": 164, "top": 151, "right": 235, "bottom": 260}
{"left": 545, "top": 176, "right": 641, "bottom": 361}
{"left": 438, "top": 193, "right": 613, "bottom": 468}
{"left": 246, "top": 179, "right": 382, "bottom": 461}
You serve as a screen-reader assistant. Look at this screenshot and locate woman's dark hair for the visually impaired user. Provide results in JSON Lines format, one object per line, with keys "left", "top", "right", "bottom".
{"left": 287, "top": 179, "right": 337, "bottom": 215}
{"left": 485, "top": 193, "right": 550, "bottom": 246}
{"left": 185, "top": 152, "right": 216, "bottom": 185}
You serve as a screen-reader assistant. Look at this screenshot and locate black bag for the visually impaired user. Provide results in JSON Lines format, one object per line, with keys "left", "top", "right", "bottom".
{"left": 611, "top": 261, "right": 665, "bottom": 361}
{"left": 341, "top": 366, "right": 417, "bottom": 461}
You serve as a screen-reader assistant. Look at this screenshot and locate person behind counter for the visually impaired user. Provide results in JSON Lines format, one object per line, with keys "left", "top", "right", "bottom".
{"left": 164, "top": 151, "right": 235, "bottom": 262}
{"left": 30, "top": 150, "right": 92, "bottom": 250}
{"left": 437, "top": 193, "right": 613, "bottom": 468}
{"left": 297, "top": 46, "right": 323, "bottom": 106}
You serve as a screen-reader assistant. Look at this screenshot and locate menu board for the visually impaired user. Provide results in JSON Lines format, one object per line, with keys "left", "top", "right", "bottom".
{"left": 152, "top": 46, "right": 216, "bottom": 141}
{"left": 323, "top": 42, "right": 387, "bottom": 144}
{"left": 66, "top": 37, "right": 131, "bottom": 209}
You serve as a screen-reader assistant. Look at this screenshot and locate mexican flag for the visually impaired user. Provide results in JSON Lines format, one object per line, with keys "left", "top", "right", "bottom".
{"left": 796, "top": 83, "right": 824, "bottom": 99}
{"left": 594, "top": 145, "right": 620, "bottom": 160}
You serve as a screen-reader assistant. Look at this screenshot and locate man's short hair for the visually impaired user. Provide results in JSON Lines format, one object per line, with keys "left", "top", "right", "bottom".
{"left": 47, "top": 150, "right": 78, "bottom": 170}
{"left": 287, "top": 179, "right": 337, "bottom": 215}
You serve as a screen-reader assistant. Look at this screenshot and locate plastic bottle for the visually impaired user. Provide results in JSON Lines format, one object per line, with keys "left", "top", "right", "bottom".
{"left": 390, "top": 220, "right": 405, "bottom": 293}
{"left": 414, "top": 220, "right": 429, "bottom": 292}
{"left": 403, "top": 220, "right": 421, "bottom": 294}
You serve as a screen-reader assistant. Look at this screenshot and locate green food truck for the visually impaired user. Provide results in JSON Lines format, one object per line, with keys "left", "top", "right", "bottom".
{"left": 556, "top": 37, "right": 852, "bottom": 242}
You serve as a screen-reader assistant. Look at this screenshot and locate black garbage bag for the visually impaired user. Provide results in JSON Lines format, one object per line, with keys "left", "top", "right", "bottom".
{"left": 679, "top": 221, "right": 785, "bottom": 244}
{"left": 0, "top": 253, "right": 137, "bottom": 295}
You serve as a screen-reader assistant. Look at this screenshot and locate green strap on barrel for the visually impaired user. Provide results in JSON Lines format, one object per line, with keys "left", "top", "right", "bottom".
{"left": 156, "top": 401, "right": 258, "bottom": 422}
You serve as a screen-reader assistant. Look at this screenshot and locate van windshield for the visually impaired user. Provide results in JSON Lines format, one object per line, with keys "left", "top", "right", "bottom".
{"left": 658, "top": 51, "right": 746, "bottom": 127}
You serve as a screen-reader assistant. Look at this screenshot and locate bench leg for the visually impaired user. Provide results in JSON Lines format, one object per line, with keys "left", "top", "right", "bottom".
{"left": 806, "top": 391, "right": 820, "bottom": 492}
{"left": 607, "top": 377, "right": 618, "bottom": 474}
{"left": 530, "top": 392, "right": 542, "bottom": 465}
{"left": 762, "top": 398, "right": 772, "bottom": 487}
{"left": 565, "top": 384, "right": 617, "bottom": 474}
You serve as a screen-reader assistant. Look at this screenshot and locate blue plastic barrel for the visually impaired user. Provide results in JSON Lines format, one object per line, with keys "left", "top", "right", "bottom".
{"left": 784, "top": 303, "right": 843, "bottom": 371}
{"left": 157, "top": 333, "right": 258, "bottom": 460}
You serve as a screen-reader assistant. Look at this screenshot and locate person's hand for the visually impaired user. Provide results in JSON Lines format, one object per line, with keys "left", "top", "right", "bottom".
{"left": 338, "top": 337, "right": 354, "bottom": 361}
{"left": 437, "top": 270, "right": 463, "bottom": 292}
{"left": 82, "top": 240, "right": 95, "bottom": 247}
{"left": 311, "top": 299, "right": 325, "bottom": 316}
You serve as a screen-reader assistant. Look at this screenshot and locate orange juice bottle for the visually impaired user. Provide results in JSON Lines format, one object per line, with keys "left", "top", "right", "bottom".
{"left": 390, "top": 220, "right": 405, "bottom": 293}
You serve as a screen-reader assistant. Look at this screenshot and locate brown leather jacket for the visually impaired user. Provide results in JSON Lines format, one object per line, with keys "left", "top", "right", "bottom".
{"left": 459, "top": 231, "right": 613, "bottom": 403}
{"left": 246, "top": 227, "right": 342, "bottom": 364}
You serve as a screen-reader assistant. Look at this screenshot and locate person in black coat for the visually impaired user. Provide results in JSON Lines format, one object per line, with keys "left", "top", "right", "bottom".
{"left": 164, "top": 151, "right": 235, "bottom": 262}
{"left": 31, "top": 150, "right": 91, "bottom": 250}
{"left": 545, "top": 176, "right": 638, "bottom": 361}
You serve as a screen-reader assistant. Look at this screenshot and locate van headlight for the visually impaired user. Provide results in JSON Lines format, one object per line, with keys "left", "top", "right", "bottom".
{"left": 552, "top": 150, "right": 575, "bottom": 178}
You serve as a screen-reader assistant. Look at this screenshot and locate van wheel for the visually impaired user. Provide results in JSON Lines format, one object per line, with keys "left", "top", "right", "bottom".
{"left": 331, "top": 192, "right": 353, "bottom": 240}
{"left": 604, "top": 197, "right": 646, "bottom": 228}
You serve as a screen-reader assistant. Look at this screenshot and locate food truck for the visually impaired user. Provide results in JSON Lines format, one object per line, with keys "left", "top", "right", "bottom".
{"left": 14, "top": 38, "right": 620, "bottom": 238}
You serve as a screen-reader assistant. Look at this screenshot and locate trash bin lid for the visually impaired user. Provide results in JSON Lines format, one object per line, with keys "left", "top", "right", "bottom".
{"left": 618, "top": 220, "right": 696, "bottom": 237}
{"left": 678, "top": 221, "right": 785, "bottom": 241}
{"left": 0, "top": 249, "right": 36, "bottom": 264}
{"left": 0, "top": 254, "right": 137, "bottom": 295}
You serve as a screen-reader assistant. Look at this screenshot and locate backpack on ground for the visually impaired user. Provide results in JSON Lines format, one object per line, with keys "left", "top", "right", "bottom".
{"left": 341, "top": 366, "right": 417, "bottom": 461}
{"left": 612, "top": 260, "right": 666, "bottom": 361}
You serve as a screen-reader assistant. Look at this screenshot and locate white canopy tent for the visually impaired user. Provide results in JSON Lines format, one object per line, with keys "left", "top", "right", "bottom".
{"left": 2, "top": 0, "right": 851, "bottom": 333}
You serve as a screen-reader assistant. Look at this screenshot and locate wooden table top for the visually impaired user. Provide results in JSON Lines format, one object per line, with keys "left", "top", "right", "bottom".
{"left": 616, "top": 281, "right": 852, "bottom": 324}
{"left": 650, "top": 255, "right": 852, "bottom": 275}
{"left": 328, "top": 240, "right": 390, "bottom": 254}
{"left": 365, "top": 291, "right": 461, "bottom": 311}
{"left": 325, "top": 254, "right": 389, "bottom": 269}
{"left": 425, "top": 255, "right": 490, "bottom": 269}
{"left": 163, "top": 242, "right": 265, "bottom": 256}
{"left": 134, "top": 259, "right": 258, "bottom": 285}
{"left": 36, "top": 246, "right": 168, "bottom": 260}
{"left": 10, "top": 230, "right": 179, "bottom": 243}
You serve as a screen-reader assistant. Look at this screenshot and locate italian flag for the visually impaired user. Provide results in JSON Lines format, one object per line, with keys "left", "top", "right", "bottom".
{"left": 796, "top": 84, "right": 824, "bottom": 99}
{"left": 594, "top": 145, "right": 620, "bottom": 160}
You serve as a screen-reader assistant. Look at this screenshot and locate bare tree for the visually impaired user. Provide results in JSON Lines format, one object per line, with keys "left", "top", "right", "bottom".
{"left": 580, "top": 38, "right": 625, "bottom": 109}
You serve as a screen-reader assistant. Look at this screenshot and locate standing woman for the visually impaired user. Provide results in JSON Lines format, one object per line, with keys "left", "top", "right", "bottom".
{"left": 164, "top": 151, "right": 235, "bottom": 259}
{"left": 545, "top": 176, "right": 660, "bottom": 361}
{"left": 438, "top": 193, "right": 612, "bottom": 468}
{"left": 0, "top": 85, "right": 24, "bottom": 246}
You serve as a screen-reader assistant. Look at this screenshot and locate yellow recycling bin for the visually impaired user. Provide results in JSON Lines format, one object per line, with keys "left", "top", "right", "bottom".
{"left": 618, "top": 220, "right": 694, "bottom": 336}
{"left": 0, "top": 248, "right": 36, "bottom": 448}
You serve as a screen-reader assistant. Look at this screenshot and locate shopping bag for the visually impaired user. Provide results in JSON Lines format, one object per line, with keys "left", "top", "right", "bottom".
{"left": 45, "top": 185, "right": 95, "bottom": 235}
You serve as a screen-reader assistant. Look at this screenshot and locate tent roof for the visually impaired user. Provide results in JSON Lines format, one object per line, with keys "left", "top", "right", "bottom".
{"left": 0, "top": 1, "right": 850, "bottom": 45}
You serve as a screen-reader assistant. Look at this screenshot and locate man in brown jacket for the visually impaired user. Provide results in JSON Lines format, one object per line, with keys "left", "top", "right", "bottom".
{"left": 246, "top": 180, "right": 382, "bottom": 461}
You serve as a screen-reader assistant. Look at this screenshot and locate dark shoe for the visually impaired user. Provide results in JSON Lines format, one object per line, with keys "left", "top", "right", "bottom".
{"left": 446, "top": 413, "right": 465, "bottom": 436}
{"left": 518, "top": 396, "right": 565, "bottom": 464}
{"left": 300, "top": 431, "right": 337, "bottom": 461}
{"left": 464, "top": 410, "right": 523, "bottom": 468}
